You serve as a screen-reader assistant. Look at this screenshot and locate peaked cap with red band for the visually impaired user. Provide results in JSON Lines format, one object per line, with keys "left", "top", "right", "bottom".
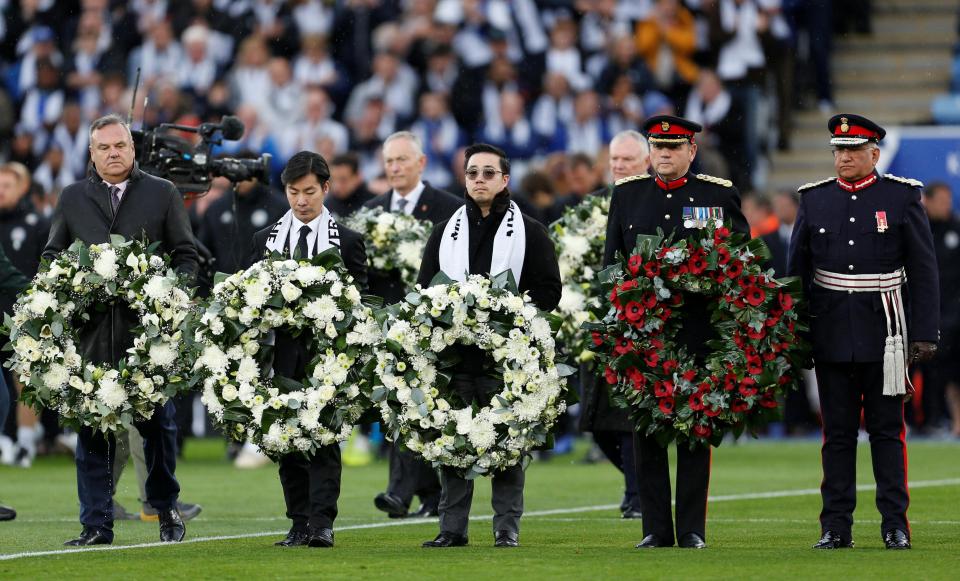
{"left": 828, "top": 113, "right": 886, "bottom": 147}
{"left": 643, "top": 115, "right": 702, "bottom": 145}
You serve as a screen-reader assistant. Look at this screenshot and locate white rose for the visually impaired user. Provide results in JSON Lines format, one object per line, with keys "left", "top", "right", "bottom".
{"left": 221, "top": 384, "right": 239, "bottom": 401}
{"left": 280, "top": 282, "right": 302, "bottom": 302}
{"left": 317, "top": 385, "right": 336, "bottom": 402}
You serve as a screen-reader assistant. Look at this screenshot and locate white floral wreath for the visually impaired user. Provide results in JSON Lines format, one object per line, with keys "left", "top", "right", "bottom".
{"left": 372, "top": 274, "right": 570, "bottom": 478}
{"left": 5, "top": 237, "right": 194, "bottom": 432}
{"left": 341, "top": 206, "right": 432, "bottom": 290}
{"left": 195, "top": 251, "right": 381, "bottom": 457}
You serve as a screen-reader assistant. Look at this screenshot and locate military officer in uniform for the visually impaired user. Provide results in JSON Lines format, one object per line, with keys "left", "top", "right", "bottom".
{"left": 604, "top": 115, "right": 748, "bottom": 549}
{"left": 788, "top": 114, "right": 939, "bottom": 550}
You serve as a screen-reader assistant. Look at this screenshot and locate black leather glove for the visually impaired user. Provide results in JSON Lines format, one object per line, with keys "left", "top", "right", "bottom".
{"left": 909, "top": 341, "right": 937, "bottom": 364}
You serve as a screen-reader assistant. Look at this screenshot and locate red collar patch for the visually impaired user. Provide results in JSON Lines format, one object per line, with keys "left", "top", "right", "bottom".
{"left": 655, "top": 174, "right": 689, "bottom": 191}
{"left": 837, "top": 173, "right": 878, "bottom": 192}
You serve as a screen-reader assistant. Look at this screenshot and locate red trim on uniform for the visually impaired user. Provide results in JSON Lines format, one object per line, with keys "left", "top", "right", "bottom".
{"left": 646, "top": 123, "right": 696, "bottom": 137}
{"left": 836, "top": 174, "right": 878, "bottom": 192}
{"left": 834, "top": 124, "right": 880, "bottom": 139}
{"left": 911, "top": 368, "right": 925, "bottom": 426}
{"left": 655, "top": 175, "right": 689, "bottom": 191}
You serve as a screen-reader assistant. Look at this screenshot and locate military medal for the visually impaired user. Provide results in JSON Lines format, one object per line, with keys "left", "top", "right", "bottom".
{"left": 876, "top": 210, "right": 888, "bottom": 233}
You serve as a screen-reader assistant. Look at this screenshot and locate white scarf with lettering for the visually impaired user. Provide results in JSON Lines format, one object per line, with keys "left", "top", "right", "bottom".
{"left": 264, "top": 207, "right": 341, "bottom": 257}
{"left": 438, "top": 200, "right": 526, "bottom": 284}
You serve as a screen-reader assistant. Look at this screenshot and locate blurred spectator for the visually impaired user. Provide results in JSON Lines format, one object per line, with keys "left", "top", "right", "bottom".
{"left": 177, "top": 24, "right": 219, "bottom": 96}
{"left": 50, "top": 101, "right": 89, "bottom": 180}
{"left": 607, "top": 129, "right": 651, "bottom": 183}
{"left": 344, "top": 50, "right": 419, "bottom": 128}
{"left": 65, "top": 10, "right": 121, "bottom": 119}
{"left": 32, "top": 145, "right": 71, "bottom": 195}
{"left": 262, "top": 57, "right": 303, "bottom": 132}
{"left": 532, "top": 72, "right": 574, "bottom": 153}
{"left": 228, "top": 35, "right": 272, "bottom": 109}
{"left": 478, "top": 91, "right": 537, "bottom": 172}
{"left": 8, "top": 26, "right": 62, "bottom": 100}
{"left": 293, "top": 35, "right": 348, "bottom": 104}
{"left": 919, "top": 182, "right": 960, "bottom": 436}
{"left": 409, "top": 91, "right": 461, "bottom": 190}
{"left": 327, "top": 152, "right": 375, "bottom": 218}
{"left": 285, "top": 87, "right": 348, "bottom": 159}
{"left": 564, "top": 90, "right": 612, "bottom": 156}
{"left": 18, "top": 57, "right": 64, "bottom": 156}
{"left": 421, "top": 43, "right": 458, "bottom": 96}
{"left": 597, "top": 34, "right": 656, "bottom": 98}
{"left": 635, "top": 0, "right": 698, "bottom": 107}
{"left": 290, "top": 0, "right": 335, "bottom": 38}
{"left": 548, "top": 152, "right": 603, "bottom": 223}
{"left": 684, "top": 69, "right": 749, "bottom": 189}
{"left": 219, "top": 104, "right": 285, "bottom": 184}
{"left": 128, "top": 19, "right": 182, "bottom": 91}
{"left": 545, "top": 14, "right": 591, "bottom": 92}
{"left": 742, "top": 191, "right": 778, "bottom": 239}
{"left": 517, "top": 170, "right": 556, "bottom": 224}
{"left": 783, "top": 0, "right": 834, "bottom": 111}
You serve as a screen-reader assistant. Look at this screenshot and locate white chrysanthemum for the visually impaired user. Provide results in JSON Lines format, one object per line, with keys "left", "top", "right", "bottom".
{"left": 42, "top": 363, "right": 70, "bottom": 388}
{"left": 467, "top": 418, "right": 496, "bottom": 450}
{"left": 561, "top": 234, "right": 590, "bottom": 261}
{"left": 27, "top": 291, "right": 58, "bottom": 316}
{"left": 93, "top": 249, "right": 119, "bottom": 280}
{"left": 302, "top": 296, "right": 340, "bottom": 323}
{"left": 148, "top": 341, "right": 177, "bottom": 368}
{"left": 235, "top": 356, "right": 259, "bottom": 384}
{"left": 198, "top": 344, "right": 230, "bottom": 375}
{"left": 143, "top": 275, "right": 171, "bottom": 301}
{"left": 96, "top": 376, "right": 127, "bottom": 409}
{"left": 396, "top": 240, "right": 423, "bottom": 268}
{"left": 243, "top": 283, "right": 269, "bottom": 309}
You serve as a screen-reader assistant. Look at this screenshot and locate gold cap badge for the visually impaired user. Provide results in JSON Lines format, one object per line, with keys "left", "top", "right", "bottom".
{"left": 661, "top": 121, "right": 670, "bottom": 132}
{"left": 840, "top": 117, "right": 849, "bottom": 133}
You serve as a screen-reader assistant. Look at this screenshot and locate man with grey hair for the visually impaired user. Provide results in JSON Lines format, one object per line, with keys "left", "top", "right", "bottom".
{"left": 364, "top": 130, "right": 460, "bottom": 520}
{"left": 44, "top": 113, "right": 198, "bottom": 546}
{"left": 608, "top": 130, "right": 651, "bottom": 185}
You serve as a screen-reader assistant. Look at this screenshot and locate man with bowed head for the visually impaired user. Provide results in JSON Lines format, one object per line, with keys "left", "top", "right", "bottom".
{"left": 417, "top": 143, "right": 561, "bottom": 548}
{"left": 604, "top": 115, "right": 748, "bottom": 550}
{"left": 43, "top": 114, "right": 198, "bottom": 546}
{"left": 250, "top": 150, "right": 368, "bottom": 548}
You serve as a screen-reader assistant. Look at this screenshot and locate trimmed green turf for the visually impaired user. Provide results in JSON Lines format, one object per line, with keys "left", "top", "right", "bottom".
{"left": 1, "top": 438, "right": 959, "bottom": 579}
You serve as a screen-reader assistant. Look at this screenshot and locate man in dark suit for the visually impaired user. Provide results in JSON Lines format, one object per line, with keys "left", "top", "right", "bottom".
{"left": 417, "top": 143, "right": 561, "bottom": 549}
{"left": 327, "top": 153, "right": 376, "bottom": 218}
{"left": 249, "top": 151, "right": 367, "bottom": 549}
{"left": 43, "top": 114, "right": 199, "bottom": 546}
{"left": 364, "top": 131, "right": 459, "bottom": 520}
{"left": 789, "top": 114, "right": 939, "bottom": 551}
{"left": 604, "top": 115, "right": 749, "bottom": 550}
{"left": 0, "top": 240, "right": 28, "bottom": 522}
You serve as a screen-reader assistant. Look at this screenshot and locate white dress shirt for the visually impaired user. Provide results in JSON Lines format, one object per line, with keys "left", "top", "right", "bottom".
{"left": 391, "top": 181, "right": 425, "bottom": 215}
{"left": 288, "top": 213, "right": 323, "bottom": 258}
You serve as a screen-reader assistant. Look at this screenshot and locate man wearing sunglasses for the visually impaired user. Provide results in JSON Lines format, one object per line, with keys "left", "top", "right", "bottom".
{"left": 788, "top": 114, "right": 939, "bottom": 551}
{"left": 366, "top": 131, "right": 460, "bottom": 521}
{"left": 604, "top": 115, "right": 748, "bottom": 550}
{"left": 417, "top": 143, "right": 561, "bottom": 548}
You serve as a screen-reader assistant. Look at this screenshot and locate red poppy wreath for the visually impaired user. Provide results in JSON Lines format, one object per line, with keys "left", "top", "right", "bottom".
{"left": 587, "top": 225, "right": 809, "bottom": 448}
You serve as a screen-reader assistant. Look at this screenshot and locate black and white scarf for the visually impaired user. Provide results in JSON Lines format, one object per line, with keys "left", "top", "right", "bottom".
{"left": 264, "top": 207, "right": 340, "bottom": 258}
{"left": 438, "top": 200, "right": 526, "bottom": 284}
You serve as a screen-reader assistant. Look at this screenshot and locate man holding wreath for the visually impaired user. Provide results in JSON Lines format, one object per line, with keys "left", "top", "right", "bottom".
{"left": 603, "top": 115, "right": 748, "bottom": 550}
{"left": 250, "top": 150, "right": 368, "bottom": 548}
{"left": 43, "top": 114, "right": 198, "bottom": 546}
{"left": 416, "top": 143, "right": 561, "bottom": 548}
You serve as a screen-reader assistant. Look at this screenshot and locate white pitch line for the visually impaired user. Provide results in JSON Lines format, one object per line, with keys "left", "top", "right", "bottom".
{"left": 2, "top": 478, "right": 958, "bottom": 562}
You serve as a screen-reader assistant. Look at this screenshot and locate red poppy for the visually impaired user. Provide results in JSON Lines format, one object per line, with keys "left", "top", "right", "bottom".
{"left": 698, "top": 381, "right": 712, "bottom": 393}
{"left": 747, "top": 356, "right": 764, "bottom": 375}
{"left": 622, "top": 279, "right": 638, "bottom": 292}
{"left": 716, "top": 246, "right": 731, "bottom": 265}
{"left": 730, "top": 399, "right": 749, "bottom": 413}
{"left": 613, "top": 337, "right": 635, "bottom": 355}
{"left": 644, "top": 351, "right": 660, "bottom": 368}
{"left": 662, "top": 359, "right": 678, "bottom": 374}
{"left": 604, "top": 366, "right": 618, "bottom": 384}
{"left": 626, "top": 367, "right": 646, "bottom": 390}
{"left": 644, "top": 261, "right": 661, "bottom": 278}
{"left": 744, "top": 285, "right": 766, "bottom": 307}
{"left": 705, "top": 406, "right": 721, "bottom": 418}
{"left": 746, "top": 326, "right": 766, "bottom": 340}
{"left": 759, "top": 392, "right": 779, "bottom": 408}
{"left": 627, "top": 254, "right": 643, "bottom": 277}
{"left": 625, "top": 301, "right": 645, "bottom": 323}
{"left": 693, "top": 424, "right": 712, "bottom": 439}
{"left": 762, "top": 352, "right": 776, "bottom": 362}
{"left": 670, "top": 293, "right": 683, "bottom": 306}
{"left": 650, "top": 338, "right": 664, "bottom": 349}
{"left": 722, "top": 374, "right": 737, "bottom": 391}
{"left": 714, "top": 227, "right": 731, "bottom": 243}
{"left": 653, "top": 380, "right": 674, "bottom": 398}
{"left": 689, "top": 393, "right": 705, "bottom": 411}
{"left": 726, "top": 260, "right": 744, "bottom": 279}
{"left": 659, "top": 308, "right": 672, "bottom": 321}
{"left": 658, "top": 397, "right": 675, "bottom": 415}
{"left": 778, "top": 291, "right": 793, "bottom": 311}
{"left": 681, "top": 369, "right": 697, "bottom": 382}
{"left": 591, "top": 331, "right": 604, "bottom": 346}
{"left": 609, "top": 287, "right": 620, "bottom": 306}
{"left": 738, "top": 382, "right": 758, "bottom": 397}
{"left": 778, "top": 375, "right": 792, "bottom": 386}
{"left": 643, "top": 292, "right": 658, "bottom": 309}
{"left": 687, "top": 250, "right": 707, "bottom": 274}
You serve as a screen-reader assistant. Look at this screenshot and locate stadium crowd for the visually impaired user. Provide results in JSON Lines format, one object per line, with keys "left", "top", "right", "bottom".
{"left": 1, "top": 0, "right": 958, "bottom": 476}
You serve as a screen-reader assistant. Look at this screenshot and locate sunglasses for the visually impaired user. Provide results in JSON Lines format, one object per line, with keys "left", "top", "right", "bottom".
{"left": 465, "top": 167, "right": 504, "bottom": 181}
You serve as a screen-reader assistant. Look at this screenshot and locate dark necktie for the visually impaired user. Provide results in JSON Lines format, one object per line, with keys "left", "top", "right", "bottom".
{"left": 109, "top": 185, "right": 121, "bottom": 214}
{"left": 296, "top": 225, "right": 311, "bottom": 259}
{"left": 396, "top": 197, "right": 408, "bottom": 214}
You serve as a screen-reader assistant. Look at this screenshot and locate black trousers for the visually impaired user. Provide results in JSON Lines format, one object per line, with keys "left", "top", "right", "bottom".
{"left": 278, "top": 446, "right": 342, "bottom": 531}
{"left": 816, "top": 362, "right": 909, "bottom": 537}
{"left": 76, "top": 401, "right": 180, "bottom": 532}
{"left": 387, "top": 443, "right": 441, "bottom": 509}
{"left": 634, "top": 432, "right": 711, "bottom": 544}
{"left": 593, "top": 431, "right": 640, "bottom": 511}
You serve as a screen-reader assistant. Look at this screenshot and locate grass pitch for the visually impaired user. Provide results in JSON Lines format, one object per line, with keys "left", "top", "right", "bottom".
{"left": 1, "top": 438, "right": 958, "bottom": 580}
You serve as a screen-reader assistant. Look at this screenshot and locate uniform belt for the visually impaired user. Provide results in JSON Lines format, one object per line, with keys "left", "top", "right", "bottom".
{"left": 813, "top": 268, "right": 911, "bottom": 397}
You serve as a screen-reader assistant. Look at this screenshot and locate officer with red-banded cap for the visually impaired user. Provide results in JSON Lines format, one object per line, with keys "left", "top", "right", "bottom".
{"left": 604, "top": 115, "right": 748, "bottom": 550}
{"left": 788, "top": 114, "right": 940, "bottom": 550}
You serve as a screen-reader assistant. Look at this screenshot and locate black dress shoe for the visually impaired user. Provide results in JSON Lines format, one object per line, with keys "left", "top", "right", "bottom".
{"left": 64, "top": 527, "right": 113, "bottom": 546}
{"left": 883, "top": 529, "right": 911, "bottom": 550}
{"left": 678, "top": 532, "right": 707, "bottom": 549}
{"left": 494, "top": 530, "right": 519, "bottom": 547}
{"left": 635, "top": 534, "right": 668, "bottom": 548}
{"left": 621, "top": 508, "right": 643, "bottom": 520}
{"left": 422, "top": 533, "right": 468, "bottom": 547}
{"left": 374, "top": 492, "right": 408, "bottom": 518}
{"left": 408, "top": 503, "right": 439, "bottom": 518}
{"left": 0, "top": 504, "right": 16, "bottom": 522}
{"left": 308, "top": 527, "right": 334, "bottom": 548}
{"left": 158, "top": 509, "right": 186, "bottom": 542}
{"left": 812, "top": 530, "right": 854, "bottom": 549}
{"left": 275, "top": 530, "right": 309, "bottom": 547}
